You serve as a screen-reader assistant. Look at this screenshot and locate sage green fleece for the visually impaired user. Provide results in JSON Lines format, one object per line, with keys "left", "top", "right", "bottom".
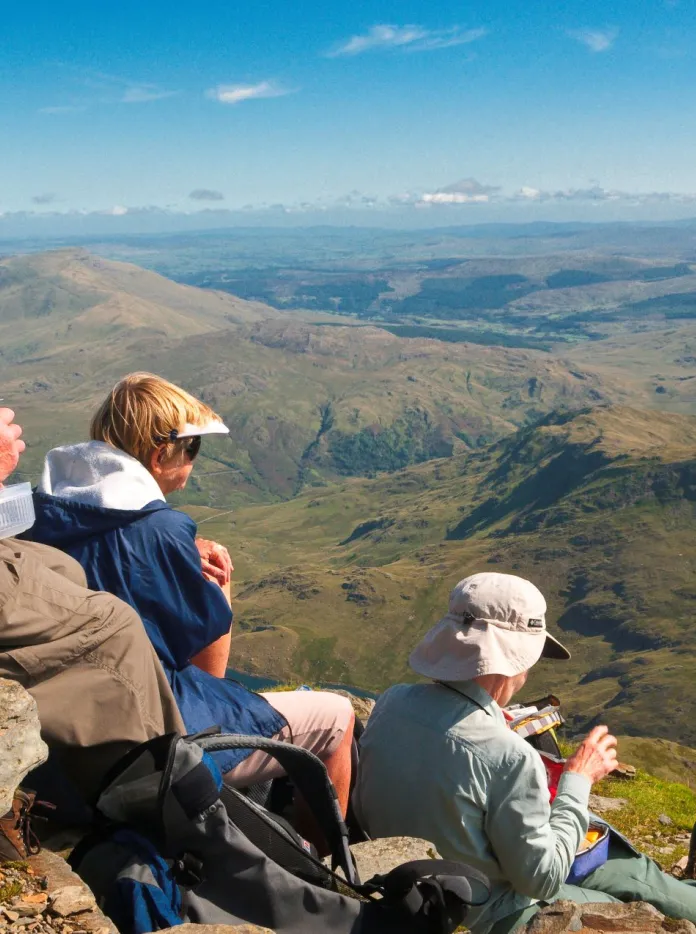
{"left": 354, "top": 680, "right": 592, "bottom": 934}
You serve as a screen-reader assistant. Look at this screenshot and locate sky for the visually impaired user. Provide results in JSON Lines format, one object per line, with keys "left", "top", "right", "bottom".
{"left": 2, "top": 0, "right": 696, "bottom": 234}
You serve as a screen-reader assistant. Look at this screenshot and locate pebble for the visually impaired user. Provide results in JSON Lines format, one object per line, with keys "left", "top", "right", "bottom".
{"left": 49, "top": 886, "right": 96, "bottom": 918}
{"left": 658, "top": 814, "right": 673, "bottom": 826}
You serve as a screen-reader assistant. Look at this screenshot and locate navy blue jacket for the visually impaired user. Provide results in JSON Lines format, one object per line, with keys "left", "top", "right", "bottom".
{"left": 24, "top": 493, "right": 286, "bottom": 772}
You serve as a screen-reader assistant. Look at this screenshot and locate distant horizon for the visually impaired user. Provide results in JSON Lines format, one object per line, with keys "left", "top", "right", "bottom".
{"left": 4, "top": 0, "right": 696, "bottom": 229}
{"left": 5, "top": 208, "right": 696, "bottom": 244}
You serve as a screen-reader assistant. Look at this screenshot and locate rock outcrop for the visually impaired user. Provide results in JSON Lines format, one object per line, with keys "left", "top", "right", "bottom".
{"left": 519, "top": 899, "right": 696, "bottom": 934}
{"left": 0, "top": 678, "right": 48, "bottom": 813}
{"left": 0, "top": 848, "right": 117, "bottom": 934}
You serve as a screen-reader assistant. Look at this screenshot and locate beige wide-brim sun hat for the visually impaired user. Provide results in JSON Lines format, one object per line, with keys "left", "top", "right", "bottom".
{"left": 409, "top": 572, "right": 570, "bottom": 682}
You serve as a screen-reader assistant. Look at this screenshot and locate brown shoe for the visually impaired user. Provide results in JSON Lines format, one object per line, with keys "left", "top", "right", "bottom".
{"left": 0, "top": 789, "right": 41, "bottom": 861}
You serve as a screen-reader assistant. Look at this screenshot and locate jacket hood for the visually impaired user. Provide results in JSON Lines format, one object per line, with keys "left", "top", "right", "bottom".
{"left": 32, "top": 441, "right": 169, "bottom": 548}
{"left": 39, "top": 441, "right": 166, "bottom": 510}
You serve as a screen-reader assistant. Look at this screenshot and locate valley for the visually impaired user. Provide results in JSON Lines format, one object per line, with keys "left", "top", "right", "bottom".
{"left": 4, "top": 223, "right": 696, "bottom": 760}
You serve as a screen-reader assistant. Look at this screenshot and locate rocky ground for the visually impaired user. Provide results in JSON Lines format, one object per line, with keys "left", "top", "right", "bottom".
{"left": 0, "top": 851, "right": 115, "bottom": 934}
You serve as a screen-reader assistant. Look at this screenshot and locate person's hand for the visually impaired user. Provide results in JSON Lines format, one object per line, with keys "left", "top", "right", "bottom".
{"left": 0, "top": 409, "right": 25, "bottom": 485}
{"left": 564, "top": 725, "right": 618, "bottom": 785}
{"left": 195, "top": 537, "right": 234, "bottom": 587}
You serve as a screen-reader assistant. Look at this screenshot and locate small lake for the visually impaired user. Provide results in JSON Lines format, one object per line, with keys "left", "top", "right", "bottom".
{"left": 226, "top": 668, "right": 379, "bottom": 700}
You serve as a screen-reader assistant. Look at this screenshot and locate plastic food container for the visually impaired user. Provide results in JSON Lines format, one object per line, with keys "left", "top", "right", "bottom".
{"left": 0, "top": 482, "right": 35, "bottom": 540}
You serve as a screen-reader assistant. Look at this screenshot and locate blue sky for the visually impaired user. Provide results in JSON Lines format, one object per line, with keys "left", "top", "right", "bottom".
{"left": 2, "top": 0, "right": 696, "bottom": 232}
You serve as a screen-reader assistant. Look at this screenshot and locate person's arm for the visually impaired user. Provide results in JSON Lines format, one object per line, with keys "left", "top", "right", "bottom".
{"left": 485, "top": 744, "right": 589, "bottom": 901}
{"left": 143, "top": 514, "right": 233, "bottom": 671}
{"left": 190, "top": 580, "right": 232, "bottom": 677}
{"left": 485, "top": 726, "right": 618, "bottom": 902}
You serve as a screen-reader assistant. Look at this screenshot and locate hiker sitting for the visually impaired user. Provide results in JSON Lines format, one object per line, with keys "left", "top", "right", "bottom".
{"left": 354, "top": 572, "right": 696, "bottom": 933}
{"left": 23, "top": 373, "right": 355, "bottom": 823}
{"left": 0, "top": 406, "right": 185, "bottom": 816}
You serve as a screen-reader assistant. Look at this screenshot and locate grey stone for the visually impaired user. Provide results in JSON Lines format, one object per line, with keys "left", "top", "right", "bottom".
{"left": 160, "top": 926, "right": 275, "bottom": 933}
{"left": 658, "top": 813, "right": 673, "bottom": 826}
{"left": 580, "top": 901, "right": 665, "bottom": 932}
{"left": 0, "top": 678, "right": 48, "bottom": 813}
{"left": 589, "top": 794, "right": 628, "bottom": 813}
{"left": 672, "top": 854, "right": 689, "bottom": 876}
{"left": 49, "top": 885, "right": 97, "bottom": 917}
{"left": 345, "top": 836, "right": 440, "bottom": 882}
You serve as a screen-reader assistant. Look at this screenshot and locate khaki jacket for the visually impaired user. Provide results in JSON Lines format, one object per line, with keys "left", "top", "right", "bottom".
{"left": 0, "top": 538, "right": 184, "bottom": 801}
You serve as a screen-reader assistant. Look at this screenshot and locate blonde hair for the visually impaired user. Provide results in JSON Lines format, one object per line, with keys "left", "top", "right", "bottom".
{"left": 91, "top": 372, "right": 221, "bottom": 466}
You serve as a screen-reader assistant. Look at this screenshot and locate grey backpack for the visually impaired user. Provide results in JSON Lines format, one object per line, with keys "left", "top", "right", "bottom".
{"left": 71, "top": 731, "right": 490, "bottom": 934}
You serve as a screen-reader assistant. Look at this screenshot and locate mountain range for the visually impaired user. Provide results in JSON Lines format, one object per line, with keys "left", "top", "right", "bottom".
{"left": 4, "top": 246, "right": 696, "bottom": 751}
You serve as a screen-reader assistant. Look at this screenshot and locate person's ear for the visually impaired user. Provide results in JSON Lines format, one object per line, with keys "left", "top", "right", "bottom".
{"left": 149, "top": 445, "right": 164, "bottom": 477}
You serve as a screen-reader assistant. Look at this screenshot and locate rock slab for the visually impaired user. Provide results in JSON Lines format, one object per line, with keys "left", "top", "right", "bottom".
{"left": 0, "top": 677, "right": 48, "bottom": 813}
{"left": 347, "top": 836, "right": 440, "bottom": 881}
{"left": 519, "top": 900, "right": 696, "bottom": 934}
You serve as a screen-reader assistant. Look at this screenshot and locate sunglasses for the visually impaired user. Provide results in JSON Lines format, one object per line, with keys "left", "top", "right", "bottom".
{"left": 181, "top": 436, "right": 201, "bottom": 462}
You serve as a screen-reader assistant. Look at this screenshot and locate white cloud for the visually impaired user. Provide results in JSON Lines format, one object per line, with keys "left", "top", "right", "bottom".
{"left": 567, "top": 28, "right": 618, "bottom": 52}
{"left": 207, "top": 81, "right": 294, "bottom": 105}
{"left": 517, "top": 186, "right": 543, "bottom": 200}
{"left": 328, "top": 24, "right": 487, "bottom": 57}
{"left": 419, "top": 177, "right": 501, "bottom": 205}
{"left": 421, "top": 192, "right": 490, "bottom": 204}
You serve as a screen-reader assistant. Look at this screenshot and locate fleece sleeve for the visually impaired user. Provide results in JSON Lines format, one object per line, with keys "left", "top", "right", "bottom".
{"left": 134, "top": 510, "right": 233, "bottom": 669}
{"left": 485, "top": 745, "right": 590, "bottom": 901}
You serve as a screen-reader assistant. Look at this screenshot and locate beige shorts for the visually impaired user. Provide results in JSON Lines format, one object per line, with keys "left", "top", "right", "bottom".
{"left": 224, "top": 690, "right": 354, "bottom": 787}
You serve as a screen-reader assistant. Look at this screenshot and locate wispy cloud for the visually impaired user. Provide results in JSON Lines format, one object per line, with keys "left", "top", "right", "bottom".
{"left": 120, "top": 86, "right": 177, "bottom": 104}
{"left": 567, "top": 28, "right": 618, "bottom": 53}
{"left": 327, "top": 24, "right": 487, "bottom": 57}
{"left": 38, "top": 104, "right": 86, "bottom": 115}
{"left": 206, "top": 81, "right": 294, "bottom": 104}
{"left": 189, "top": 189, "right": 225, "bottom": 201}
{"left": 31, "top": 193, "right": 58, "bottom": 205}
{"left": 39, "top": 68, "right": 177, "bottom": 113}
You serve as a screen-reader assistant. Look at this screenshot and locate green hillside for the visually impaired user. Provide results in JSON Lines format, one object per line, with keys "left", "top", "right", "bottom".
{"left": 6, "top": 248, "right": 696, "bottom": 752}
{"left": 191, "top": 405, "right": 696, "bottom": 747}
{"left": 2, "top": 249, "right": 622, "bottom": 504}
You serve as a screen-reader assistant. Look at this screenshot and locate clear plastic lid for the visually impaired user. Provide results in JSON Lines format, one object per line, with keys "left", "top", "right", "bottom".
{"left": 0, "top": 482, "right": 35, "bottom": 540}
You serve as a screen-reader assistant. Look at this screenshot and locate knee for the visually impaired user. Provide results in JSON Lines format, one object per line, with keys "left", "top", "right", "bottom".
{"left": 316, "top": 692, "right": 355, "bottom": 735}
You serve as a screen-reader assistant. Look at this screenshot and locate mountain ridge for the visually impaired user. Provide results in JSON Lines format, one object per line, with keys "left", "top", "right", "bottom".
{"left": 3, "top": 249, "right": 622, "bottom": 504}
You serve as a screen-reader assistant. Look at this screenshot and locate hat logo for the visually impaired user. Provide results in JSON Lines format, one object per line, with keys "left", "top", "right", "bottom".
{"left": 527, "top": 618, "right": 544, "bottom": 629}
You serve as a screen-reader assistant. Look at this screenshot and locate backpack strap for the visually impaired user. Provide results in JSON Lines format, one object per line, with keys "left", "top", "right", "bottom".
{"left": 195, "top": 734, "right": 355, "bottom": 885}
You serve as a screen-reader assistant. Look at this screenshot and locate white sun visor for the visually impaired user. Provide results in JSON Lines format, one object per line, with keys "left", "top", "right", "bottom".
{"left": 176, "top": 421, "right": 230, "bottom": 439}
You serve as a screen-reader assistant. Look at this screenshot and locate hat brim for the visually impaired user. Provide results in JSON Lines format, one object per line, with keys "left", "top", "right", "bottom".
{"left": 541, "top": 632, "right": 571, "bottom": 661}
{"left": 409, "top": 615, "right": 571, "bottom": 682}
{"left": 177, "top": 421, "right": 230, "bottom": 439}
